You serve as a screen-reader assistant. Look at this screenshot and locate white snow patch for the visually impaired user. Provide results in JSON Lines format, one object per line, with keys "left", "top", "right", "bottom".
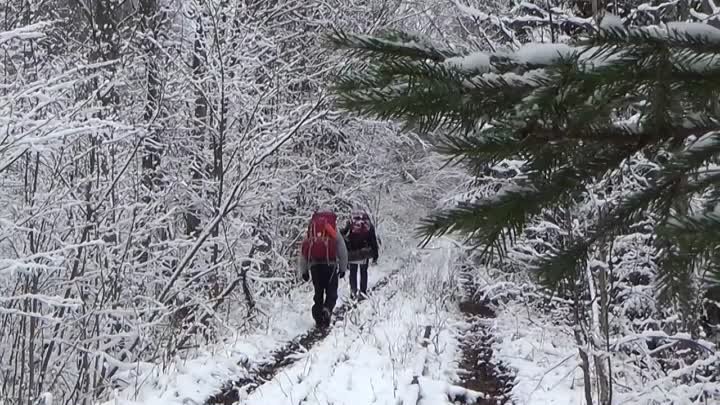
{"left": 492, "top": 300, "right": 584, "bottom": 405}
{"left": 512, "top": 43, "right": 577, "bottom": 65}
{"left": 600, "top": 13, "right": 624, "bottom": 29}
{"left": 0, "top": 21, "right": 50, "bottom": 44}
{"left": 613, "top": 112, "right": 642, "bottom": 134}
{"left": 445, "top": 52, "right": 494, "bottom": 73}
{"left": 667, "top": 21, "right": 720, "bottom": 41}
{"left": 641, "top": 22, "right": 720, "bottom": 42}
{"left": 452, "top": 0, "right": 490, "bottom": 20}
{"left": 686, "top": 131, "right": 720, "bottom": 154}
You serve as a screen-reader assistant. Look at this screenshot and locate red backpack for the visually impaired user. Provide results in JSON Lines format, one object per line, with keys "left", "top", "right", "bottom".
{"left": 301, "top": 211, "right": 338, "bottom": 261}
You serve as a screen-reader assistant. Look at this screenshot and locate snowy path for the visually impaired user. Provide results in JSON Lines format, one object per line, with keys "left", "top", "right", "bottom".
{"left": 101, "top": 258, "right": 403, "bottom": 405}
{"left": 101, "top": 239, "right": 507, "bottom": 405}
{"left": 239, "top": 240, "right": 472, "bottom": 405}
{"left": 206, "top": 266, "right": 402, "bottom": 404}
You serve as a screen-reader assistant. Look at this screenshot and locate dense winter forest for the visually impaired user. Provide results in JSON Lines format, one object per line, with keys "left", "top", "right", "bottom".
{"left": 2, "top": 0, "right": 720, "bottom": 404}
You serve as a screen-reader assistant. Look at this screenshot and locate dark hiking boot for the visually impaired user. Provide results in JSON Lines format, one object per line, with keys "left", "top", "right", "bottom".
{"left": 319, "top": 307, "right": 331, "bottom": 328}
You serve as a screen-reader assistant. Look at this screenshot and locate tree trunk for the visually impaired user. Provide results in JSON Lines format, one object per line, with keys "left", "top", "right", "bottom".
{"left": 573, "top": 284, "right": 595, "bottom": 405}
{"left": 138, "top": 0, "right": 166, "bottom": 264}
{"left": 186, "top": 17, "right": 208, "bottom": 238}
{"left": 591, "top": 264, "right": 611, "bottom": 405}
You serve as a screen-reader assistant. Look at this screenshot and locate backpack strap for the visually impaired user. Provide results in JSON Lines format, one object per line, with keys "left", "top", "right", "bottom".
{"left": 324, "top": 223, "right": 337, "bottom": 239}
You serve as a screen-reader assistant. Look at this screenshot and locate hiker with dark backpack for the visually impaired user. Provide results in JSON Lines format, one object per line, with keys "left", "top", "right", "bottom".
{"left": 297, "top": 209, "right": 348, "bottom": 327}
{"left": 340, "top": 210, "right": 379, "bottom": 300}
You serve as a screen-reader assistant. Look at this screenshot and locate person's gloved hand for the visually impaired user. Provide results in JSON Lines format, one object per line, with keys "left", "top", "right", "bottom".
{"left": 338, "top": 270, "right": 345, "bottom": 279}
{"left": 372, "top": 258, "right": 378, "bottom": 265}
{"left": 302, "top": 271, "right": 310, "bottom": 282}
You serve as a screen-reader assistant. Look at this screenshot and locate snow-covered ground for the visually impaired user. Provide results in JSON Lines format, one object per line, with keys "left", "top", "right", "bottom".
{"left": 100, "top": 256, "right": 398, "bottom": 405}
{"left": 100, "top": 238, "right": 466, "bottom": 405}
{"left": 243, "top": 238, "right": 465, "bottom": 405}
{"left": 102, "top": 236, "right": 611, "bottom": 405}
{"left": 492, "top": 301, "right": 584, "bottom": 405}
{"left": 491, "top": 290, "right": 720, "bottom": 405}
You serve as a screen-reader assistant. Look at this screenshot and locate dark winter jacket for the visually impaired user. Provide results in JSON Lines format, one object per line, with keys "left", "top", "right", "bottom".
{"left": 340, "top": 221, "right": 379, "bottom": 262}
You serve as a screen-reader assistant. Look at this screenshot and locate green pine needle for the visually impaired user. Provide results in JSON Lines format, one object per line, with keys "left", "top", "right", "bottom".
{"left": 329, "top": 23, "right": 720, "bottom": 306}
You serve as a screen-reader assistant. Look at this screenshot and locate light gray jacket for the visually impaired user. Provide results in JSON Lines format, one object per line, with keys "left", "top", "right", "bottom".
{"left": 297, "top": 236, "right": 348, "bottom": 279}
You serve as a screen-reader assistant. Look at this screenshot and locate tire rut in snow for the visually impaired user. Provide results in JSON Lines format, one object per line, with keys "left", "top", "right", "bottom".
{"left": 205, "top": 270, "right": 399, "bottom": 405}
{"left": 451, "top": 272, "right": 514, "bottom": 405}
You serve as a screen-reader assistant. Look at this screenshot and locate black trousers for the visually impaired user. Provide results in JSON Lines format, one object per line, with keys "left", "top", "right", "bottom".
{"left": 310, "top": 264, "right": 338, "bottom": 322}
{"left": 349, "top": 261, "right": 369, "bottom": 294}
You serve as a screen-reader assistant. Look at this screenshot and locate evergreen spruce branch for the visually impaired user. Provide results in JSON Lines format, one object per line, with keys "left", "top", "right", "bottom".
{"left": 524, "top": 138, "right": 641, "bottom": 189}
{"left": 661, "top": 132, "right": 720, "bottom": 177}
{"left": 335, "top": 57, "right": 539, "bottom": 96}
{"left": 572, "top": 32, "right": 720, "bottom": 119}
{"left": 667, "top": 57, "right": 720, "bottom": 115}
{"left": 336, "top": 84, "right": 468, "bottom": 133}
{"left": 586, "top": 25, "right": 720, "bottom": 55}
{"left": 433, "top": 122, "right": 583, "bottom": 170}
{"left": 671, "top": 47, "right": 720, "bottom": 75}
{"left": 602, "top": 133, "right": 720, "bottom": 232}
{"left": 332, "top": 72, "right": 391, "bottom": 94}
{"left": 586, "top": 48, "right": 720, "bottom": 95}
{"left": 332, "top": 33, "right": 720, "bottom": 138}
{"left": 644, "top": 49, "right": 678, "bottom": 135}
{"left": 678, "top": 90, "right": 720, "bottom": 119}
{"left": 702, "top": 186, "right": 720, "bottom": 212}
{"left": 331, "top": 59, "right": 407, "bottom": 94}
{"left": 435, "top": 127, "right": 526, "bottom": 167}
{"left": 570, "top": 93, "right": 633, "bottom": 132}
{"left": 333, "top": 62, "right": 470, "bottom": 131}
{"left": 567, "top": 46, "right": 688, "bottom": 139}
{"left": 576, "top": 41, "right": 629, "bottom": 67}
{"left": 515, "top": 119, "right": 681, "bottom": 150}
{"left": 655, "top": 245, "right": 698, "bottom": 317}
{"left": 419, "top": 144, "right": 634, "bottom": 257}
{"left": 575, "top": 46, "right": 716, "bottom": 141}
{"left": 531, "top": 133, "right": 720, "bottom": 292}
{"left": 659, "top": 211, "right": 720, "bottom": 253}
{"left": 518, "top": 58, "right": 647, "bottom": 135}
{"left": 417, "top": 183, "right": 547, "bottom": 255}
{"left": 435, "top": 120, "right": 651, "bottom": 181}
{"left": 326, "top": 30, "right": 458, "bottom": 62}
{"left": 532, "top": 240, "right": 590, "bottom": 289}
{"left": 681, "top": 169, "right": 720, "bottom": 201}
{"left": 711, "top": 254, "right": 720, "bottom": 286}
{"left": 568, "top": 59, "right": 648, "bottom": 108}
{"left": 437, "top": 116, "right": 675, "bottom": 195}
{"left": 655, "top": 173, "right": 720, "bottom": 306}
{"left": 335, "top": 65, "right": 546, "bottom": 133}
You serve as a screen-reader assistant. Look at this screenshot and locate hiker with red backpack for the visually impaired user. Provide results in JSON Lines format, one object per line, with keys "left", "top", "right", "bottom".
{"left": 297, "top": 209, "right": 348, "bottom": 327}
{"left": 340, "top": 210, "right": 379, "bottom": 300}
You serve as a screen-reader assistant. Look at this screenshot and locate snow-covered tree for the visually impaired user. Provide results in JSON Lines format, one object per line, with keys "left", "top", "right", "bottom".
{"left": 329, "top": 17, "right": 720, "bottom": 405}
{"left": 0, "top": 1, "right": 468, "bottom": 403}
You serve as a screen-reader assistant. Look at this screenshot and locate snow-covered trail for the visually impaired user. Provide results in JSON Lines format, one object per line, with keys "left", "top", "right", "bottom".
{"left": 101, "top": 238, "right": 520, "bottom": 405}
{"left": 100, "top": 257, "right": 404, "bottom": 405}
{"left": 207, "top": 264, "right": 405, "bottom": 404}
{"left": 241, "top": 239, "right": 470, "bottom": 405}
